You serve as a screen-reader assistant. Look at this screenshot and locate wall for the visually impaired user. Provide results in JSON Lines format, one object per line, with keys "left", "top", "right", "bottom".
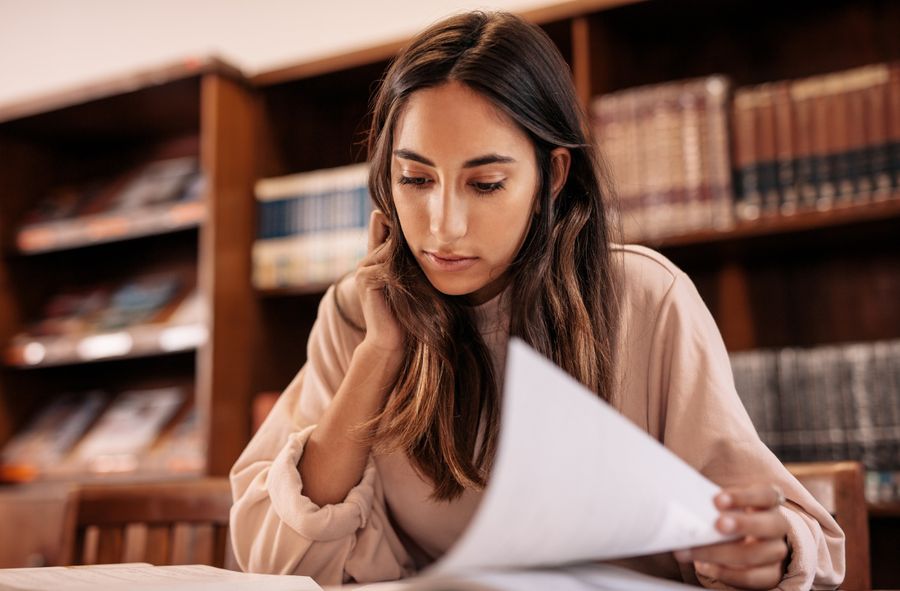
{"left": 0, "top": 0, "right": 555, "bottom": 106}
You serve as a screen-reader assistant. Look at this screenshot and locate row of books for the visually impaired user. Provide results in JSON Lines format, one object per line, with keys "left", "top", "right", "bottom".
{"left": 732, "top": 63, "right": 899, "bottom": 220}
{"left": 592, "top": 76, "right": 734, "bottom": 240}
{"left": 17, "top": 155, "right": 204, "bottom": 253}
{"left": 730, "top": 339, "right": 900, "bottom": 502}
{"left": 5, "top": 270, "right": 205, "bottom": 367}
{"left": 253, "top": 163, "right": 372, "bottom": 289}
{"left": 0, "top": 387, "right": 204, "bottom": 482}
{"left": 591, "top": 61, "right": 900, "bottom": 242}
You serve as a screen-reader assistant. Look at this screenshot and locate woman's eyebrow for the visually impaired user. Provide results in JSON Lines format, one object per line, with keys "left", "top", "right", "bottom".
{"left": 393, "top": 149, "right": 517, "bottom": 168}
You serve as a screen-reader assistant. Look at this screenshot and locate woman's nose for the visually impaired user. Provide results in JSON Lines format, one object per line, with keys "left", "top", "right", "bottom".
{"left": 429, "top": 187, "right": 468, "bottom": 243}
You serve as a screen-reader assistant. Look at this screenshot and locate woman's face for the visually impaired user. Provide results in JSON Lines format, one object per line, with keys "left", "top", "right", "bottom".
{"left": 391, "top": 81, "right": 540, "bottom": 304}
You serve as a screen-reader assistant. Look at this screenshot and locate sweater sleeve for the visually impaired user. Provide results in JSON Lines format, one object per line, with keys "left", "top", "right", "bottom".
{"left": 647, "top": 269, "right": 845, "bottom": 591}
{"left": 228, "top": 284, "right": 415, "bottom": 585}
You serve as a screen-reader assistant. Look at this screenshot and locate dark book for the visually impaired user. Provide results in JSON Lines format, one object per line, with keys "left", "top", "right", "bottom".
{"left": 732, "top": 88, "right": 761, "bottom": 220}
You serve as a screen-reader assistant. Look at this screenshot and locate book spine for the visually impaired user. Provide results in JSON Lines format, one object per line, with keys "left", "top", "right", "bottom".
{"left": 888, "top": 63, "right": 900, "bottom": 193}
{"left": 827, "top": 74, "right": 856, "bottom": 206}
{"left": 756, "top": 84, "right": 781, "bottom": 217}
{"left": 790, "top": 80, "right": 818, "bottom": 210}
{"left": 810, "top": 78, "right": 837, "bottom": 210}
{"left": 732, "top": 88, "right": 761, "bottom": 221}
{"left": 705, "top": 77, "right": 734, "bottom": 231}
{"left": 680, "top": 82, "right": 704, "bottom": 233}
{"left": 772, "top": 81, "right": 799, "bottom": 214}
{"left": 864, "top": 65, "right": 893, "bottom": 200}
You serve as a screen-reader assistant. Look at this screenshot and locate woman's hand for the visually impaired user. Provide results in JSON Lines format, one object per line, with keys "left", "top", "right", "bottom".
{"left": 675, "top": 483, "right": 791, "bottom": 590}
{"left": 356, "top": 210, "right": 405, "bottom": 353}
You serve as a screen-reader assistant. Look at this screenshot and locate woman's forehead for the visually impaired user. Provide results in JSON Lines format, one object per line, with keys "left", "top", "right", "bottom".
{"left": 392, "top": 81, "right": 531, "bottom": 164}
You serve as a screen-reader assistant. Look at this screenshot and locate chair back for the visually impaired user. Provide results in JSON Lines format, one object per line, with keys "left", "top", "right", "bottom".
{"left": 61, "top": 478, "right": 234, "bottom": 568}
{"left": 0, "top": 483, "right": 76, "bottom": 567}
{"left": 787, "top": 461, "right": 870, "bottom": 591}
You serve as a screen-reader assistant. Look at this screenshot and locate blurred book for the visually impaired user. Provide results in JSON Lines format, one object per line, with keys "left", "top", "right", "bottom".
{"left": 253, "top": 162, "right": 371, "bottom": 289}
{"left": 71, "top": 387, "right": 185, "bottom": 475}
{"left": 142, "top": 406, "right": 205, "bottom": 474}
{"left": 0, "top": 391, "right": 107, "bottom": 482}
{"left": 16, "top": 156, "right": 203, "bottom": 253}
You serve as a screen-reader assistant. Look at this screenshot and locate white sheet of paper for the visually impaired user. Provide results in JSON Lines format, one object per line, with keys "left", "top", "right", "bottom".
{"left": 0, "top": 563, "right": 321, "bottom": 591}
{"left": 352, "top": 563, "right": 699, "bottom": 591}
{"left": 430, "top": 338, "right": 733, "bottom": 575}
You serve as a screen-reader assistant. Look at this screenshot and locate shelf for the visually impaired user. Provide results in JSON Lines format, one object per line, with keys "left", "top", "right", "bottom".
{"left": 868, "top": 502, "right": 900, "bottom": 518}
{"left": 257, "top": 282, "right": 336, "bottom": 297}
{"left": 639, "top": 196, "right": 900, "bottom": 250}
{"left": 16, "top": 200, "right": 205, "bottom": 254}
{"left": 0, "top": 57, "right": 242, "bottom": 126}
{"left": 4, "top": 322, "right": 208, "bottom": 368}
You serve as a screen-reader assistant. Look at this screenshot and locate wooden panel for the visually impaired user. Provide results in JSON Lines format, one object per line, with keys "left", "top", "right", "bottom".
{"left": 198, "top": 74, "right": 260, "bottom": 475}
{"left": 122, "top": 523, "right": 147, "bottom": 564}
{"left": 76, "top": 479, "right": 232, "bottom": 526}
{"left": 144, "top": 525, "right": 170, "bottom": 565}
{"left": 170, "top": 522, "right": 193, "bottom": 565}
{"left": 0, "top": 483, "right": 75, "bottom": 567}
{"left": 94, "top": 526, "right": 124, "bottom": 564}
{"left": 571, "top": 17, "right": 592, "bottom": 108}
{"left": 788, "top": 462, "right": 870, "bottom": 591}
{"left": 585, "top": 0, "right": 900, "bottom": 96}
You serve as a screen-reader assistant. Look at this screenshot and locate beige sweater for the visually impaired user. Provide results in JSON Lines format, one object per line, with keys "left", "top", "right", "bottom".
{"left": 229, "top": 244, "right": 844, "bottom": 589}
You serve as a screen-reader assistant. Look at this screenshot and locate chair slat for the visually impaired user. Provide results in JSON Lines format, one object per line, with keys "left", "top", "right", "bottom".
{"left": 95, "top": 526, "right": 124, "bottom": 565}
{"left": 145, "top": 525, "right": 170, "bottom": 565}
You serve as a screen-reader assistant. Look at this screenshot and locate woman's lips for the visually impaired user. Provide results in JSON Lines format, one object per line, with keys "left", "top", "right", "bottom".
{"left": 424, "top": 251, "right": 478, "bottom": 271}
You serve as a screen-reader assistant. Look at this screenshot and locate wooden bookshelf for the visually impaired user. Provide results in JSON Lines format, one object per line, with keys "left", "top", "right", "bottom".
{"left": 3, "top": 321, "right": 207, "bottom": 368}
{"left": 247, "top": 0, "right": 900, "bottom": 587}
{"left": 16, "top": 200, "right": 205, "bottom": 254}
{"left": 0, "top": 58, "right": 258, "bottom": 486}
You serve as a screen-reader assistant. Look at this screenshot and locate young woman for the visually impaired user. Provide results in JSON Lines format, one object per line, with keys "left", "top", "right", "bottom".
{"left": 230, "top": 11, "right": 844, "bottom": 589}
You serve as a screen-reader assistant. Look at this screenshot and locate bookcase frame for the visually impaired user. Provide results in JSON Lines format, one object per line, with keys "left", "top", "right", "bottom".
{"left": 0, "top": 58, "right": 258, "bottom": 481}
{"left": 248, "top": 0, "right": 900, "bottom": 586}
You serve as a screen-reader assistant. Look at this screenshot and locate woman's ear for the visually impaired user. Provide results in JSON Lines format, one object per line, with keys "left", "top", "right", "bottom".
{"left": 549, "top": 147, "right": 571, "bottom": 201}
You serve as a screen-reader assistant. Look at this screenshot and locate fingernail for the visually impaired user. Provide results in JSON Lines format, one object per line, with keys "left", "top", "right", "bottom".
{"left": 694, "top": 561, "right": 714, "bottom": 576}
{"left": 717, "top": 493, "right": 732, "bottom": 508}
{"left": 674, "top": 550, "right": 692, "bottom": 562}
{"left": 719, "top": 516, "right": 736, "bottom": 533}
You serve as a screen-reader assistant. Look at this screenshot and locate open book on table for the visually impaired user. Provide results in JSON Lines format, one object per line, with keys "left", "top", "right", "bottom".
{"left": 352, "top": 337, "right": 736, "bottom": 590}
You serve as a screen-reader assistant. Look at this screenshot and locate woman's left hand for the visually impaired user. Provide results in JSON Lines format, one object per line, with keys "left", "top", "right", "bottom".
{"left": 674, "top": 483, "right": 791, "bottom": 590}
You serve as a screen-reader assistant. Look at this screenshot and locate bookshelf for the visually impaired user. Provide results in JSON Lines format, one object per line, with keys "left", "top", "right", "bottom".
{"left": 0, "top": 57, "right": 258, "bottom": 485}
{"left": 247, "top": 0, "right": 900, "bottom": 586}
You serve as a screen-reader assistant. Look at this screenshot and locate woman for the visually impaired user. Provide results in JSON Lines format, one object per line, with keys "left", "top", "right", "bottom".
{"left": 230, "top": 11, "right": 844, "bottom": 589}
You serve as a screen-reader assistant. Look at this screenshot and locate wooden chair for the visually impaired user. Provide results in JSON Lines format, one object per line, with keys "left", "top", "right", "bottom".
{"left": 0, "top": 483, "right": 77, "bottom": 567}
{"left": 786, "top": 461, "right": 870, "bottom": 591}
{"left": 60, "top": 478, "right": 235, "bottom": 569}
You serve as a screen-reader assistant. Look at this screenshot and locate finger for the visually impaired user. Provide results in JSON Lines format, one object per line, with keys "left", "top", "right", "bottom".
{"left": 715, "top": 509, "right": 789, "bottom": 539}
{"left": 367, "top": 210, "right": 390, "bottom": 253}
{"left": 716, "top": 484, "right": 785, "bottom": 511}
{"left": 680, "top": 538, "right": 788, "bottom": 568}
{"left": 694, "top": 560, "right": 782, "bottom": 590}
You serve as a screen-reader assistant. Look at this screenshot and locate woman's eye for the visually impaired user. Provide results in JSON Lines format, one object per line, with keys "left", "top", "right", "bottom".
{"left": 398, "top": 175, "right": 431, "bottom": 189}
{"left": 472, "top": 181, "right": 505, "bottom": 194}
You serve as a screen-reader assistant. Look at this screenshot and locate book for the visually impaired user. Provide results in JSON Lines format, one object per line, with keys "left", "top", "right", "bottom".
{"left": 71, "top": 387, "right": 185, "bottom": 474}
{"left": 591, "top": 75, "right": 733, "bottom": 242}
{"left": 253, "top": 163, "right": 372, "bottom": 289}
{"left": 0, "top": 563, "right": 321, "bottom": 591}
{"left": 0, "top": 391, "right": 107, "bottom": 482}
{"left": 730, "top": 339, "right": 900, "bottom": 503}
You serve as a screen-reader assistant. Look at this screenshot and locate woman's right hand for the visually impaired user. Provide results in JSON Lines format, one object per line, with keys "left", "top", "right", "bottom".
{"left": 355, "top": 210, "right": 405, "bottom": 353}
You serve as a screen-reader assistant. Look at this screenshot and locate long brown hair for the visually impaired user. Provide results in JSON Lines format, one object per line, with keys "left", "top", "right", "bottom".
{"left": 362, "top": 11, "right": 620, "bottom": 501}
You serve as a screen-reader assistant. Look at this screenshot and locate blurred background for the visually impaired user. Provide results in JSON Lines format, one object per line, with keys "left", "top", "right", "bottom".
{"left": 0, "top": 0, "right": 897, "bottom": 588}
